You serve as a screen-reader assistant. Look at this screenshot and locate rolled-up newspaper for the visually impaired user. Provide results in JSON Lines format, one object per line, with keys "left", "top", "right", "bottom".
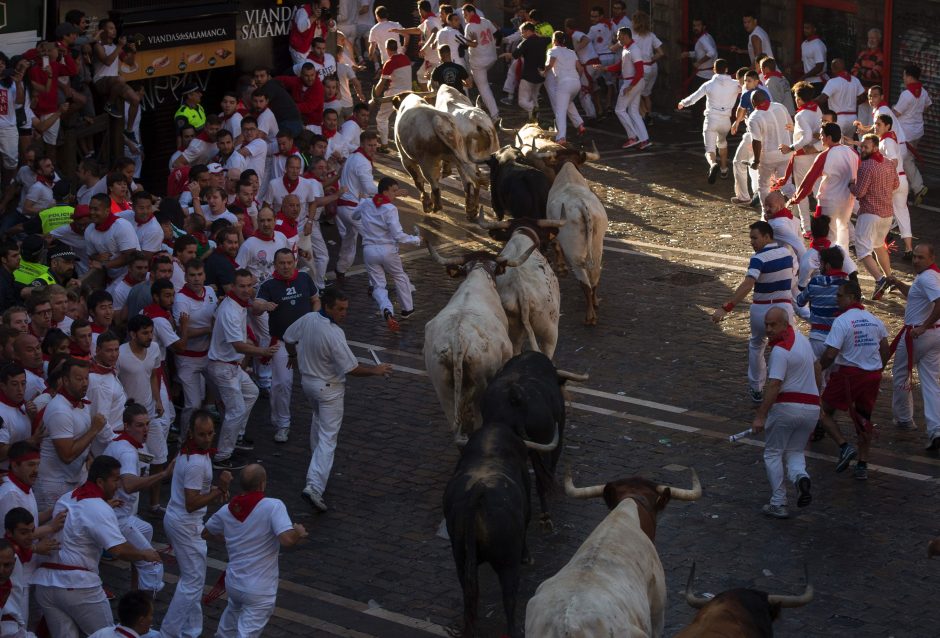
{"left": 729, "top": 428, "right": 755, "bottom": 443}
{"left": 369, "top": 349, "right": 382, "bottom": 365}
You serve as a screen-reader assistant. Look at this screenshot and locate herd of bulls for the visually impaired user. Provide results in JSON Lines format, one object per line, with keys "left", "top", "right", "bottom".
{"left": 380, "top": 86, "right": 814, "bottom": 636}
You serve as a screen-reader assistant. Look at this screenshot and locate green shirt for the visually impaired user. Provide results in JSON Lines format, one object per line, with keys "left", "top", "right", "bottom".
{"left": 13, "top": 260, "right": 55, "bottom": 287}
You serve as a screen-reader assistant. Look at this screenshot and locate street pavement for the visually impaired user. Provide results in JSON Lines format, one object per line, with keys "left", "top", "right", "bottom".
{"left": 110, "top": 108, "right": 940, "bottom": 637}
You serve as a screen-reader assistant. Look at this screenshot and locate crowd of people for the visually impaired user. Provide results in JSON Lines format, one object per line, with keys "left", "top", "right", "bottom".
{"left": 0, "top": 0, "right": 934, "bottom": 635}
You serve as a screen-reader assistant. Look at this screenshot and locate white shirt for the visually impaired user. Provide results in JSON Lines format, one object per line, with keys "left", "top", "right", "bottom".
{"left": 336, "top": 56, "right": 358, "bottom": 108}
{"left": 86, "top": 368, "right": 125, "bottom": 440}
{"left": 220, "top": 150, "right": 248, "bottom": 172}
{"left": 369, "top": 21, "right": 404, "bottom": 63}
{"left": 0, "top": 478, "right": 39, "bottom": 533}
{"left": 339, "top": 150, "right": 377, "bottom": 201}
{"left": 436, "top": 26, "right": 468, "bottom": 67}
{"left": 117, "top": 341, "right": 161, "bottom": 416}
{"left": 239, "top": 138, "right": 268, "bottom": 182}
{"left": 283, "top": 311, "right": 359, "bottom": 384}
{"left": 0, "top": 83, "right": 17, "bottom": 129}
{"left": 76, "top": 177, "right": 108, "bottom": 206}
{"left": 630, "top": 32, "right": 662, "bottom": 64}
{"left": 747, "top": 102, "right": 793, "bottom": 164}
{"left": 208, "top": 295, "right": 248, "bottom": 363}
{"left": 588, "top": 23, "right": 614, "bottom": 61}
{"left": 204, "top": 497, "right": 294, "bottom": 593}
{"left": 465, "top": 18, "right": 497, "bottom": 68}
{"left": 32, "top": 491, "right": 125, "bottom": 588}
{"left": 798, "top": 244, "right": 857, "bottom": 288}
{"left": 107, "top": 276, "right": 136, "bottom": 312}
{"left": 148, "top": 313, "right": 180, "bottom": 362}
{"left": 419, "top": 15, "right": 443, "bottom": 67}
{"left": 92, "top": 43, "right": 119, "bottom": 81}
{"left": 547, "top": 46, "right": 579, "bottom": 82}
{"left": 102, "top": 437, "right": 148, "bottom": 521}
{"left": 571, "top": 30, "right": 599, "bottom": 65}
{"left": 266, "top": 176, "right": 317, "bottom": 221}
{"left": 793, "top": 106, "right": 823, "bottom": 152}
{"left": 24, "top": 181, "right": 55, "bottom": 214}
{"left": 332, "top": 120, "right": 363, "bottom": 160}
{"left": 255, "top": 108, "right": 278, "bottom": 141}
{"left": 815, "top": 145, "right": 859, "bottom": 206}
{"left": 905, "top": 268, "right": 940, "bottom": 326}
{"left": 182, "top": 134, "right": 217, "bottom": 166}
{"left": 0, "top": 401, "right": 31, "bottom": 471}
{"left": 118, "top": 211, "right": 164, "bottom": 253}
{"left": 747, "top": 25, "right": 774, "bottom": 64}
{"left": 84, "top": 217, "right": 141, "bottom": 281}
{"left": 23, "top": 370, "right": 43, "bottom": 404}
{"left": 352, "top": 198, "right": 421, "bottom": 247}
{"left": 311, "top": 53, "right": 337, "bottom": 82}
{"left": 821, "top": 74, "right": 865, "bottom": 115}
{"left": 692, "top": 32, "right": 717, "bottom": 79}
{"left": 825, "top": 307, "right": 888, "bottom": 370}
{"left": 767, "top": 330, "right": 819, "bottom": 397}
{"left": 270, "top": 149, "right": 303, "bottom": 183}
{"left": 221, "top": 111, "right": 243, "bottom": 138}
{"left": 38, "top": 394, "right": 93, "bottom": 490}
{"left": 801, "top": 38, "right": 827, "bottom": 84}
{"left": 236, "top": 232, "right": 290, "bottom": 285}
{"left": 893, "top": 86, "right": 932, "bottom": 140}
{"left": 166, "top": 450, "right": 213, "bottom": 525}
{"left": 679, "top": 72, "right": 740, "bottom": 114}
{"left": 381, "top": 54, "right": 413, "bottom": 95}
{"left": 880, "top": 134, "right": 906, "bottom": 179}
{"left": 173, "top": 286, "right": 218, "bottom": 355}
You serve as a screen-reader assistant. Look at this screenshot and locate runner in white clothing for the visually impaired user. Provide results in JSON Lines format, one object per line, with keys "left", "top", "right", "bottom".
{"left": 373, "top": 40, "right": 413, "bottom": 150}
{"left": 600, "top": 28, "right": 648, "bottom": 149}
{"left": 173, "top": 260, "right": 218, "bottom": 439}
{"left": 748, "top": 91, "right": 793, "bottom": 214}
{"left": 236, "top": 208, "right": 290, "bottom": 286}
{"left": 893, "top": 65, "right": 932, "bottom": 204}
{"left": 367, "top": 8, "right": 403, "bottom": 64}
{"left": 733, "top": 14, "right": 774, "bottom": 68}
{"left": 543, "top": 34, "right": 586, "bottom": 143}
{"left": 678, "top": 58, "right": 740, "bottom": 182}
{"left": 819, "top": 59, "right": 865, "bottom": 138}
{"left": 875, "top": 113, "right": 913, "bottom": 256}
{"left": 629, "top": 12, "right": 663, "bottom": 118}
{"left": 86, "top": 334, "right": 126, "bottom": 454}
{"left": 335, "top": 133, "right": 379, "bottom": 282}
{"left": 796, "top": 21, "right": 827, "bottom": 90}
{"left": 391, "top": 2, "right": 442, "bottom": 89}
{"left": 463, "top": 5, "right": 499, "bottom": 119}
{"left": 779, "top": 83, "right": 823, "bottom": 233}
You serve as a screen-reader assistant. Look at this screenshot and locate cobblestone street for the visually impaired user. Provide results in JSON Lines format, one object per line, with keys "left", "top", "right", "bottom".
{"left": 122, "top": 111, "right": 940, "bottom": 637}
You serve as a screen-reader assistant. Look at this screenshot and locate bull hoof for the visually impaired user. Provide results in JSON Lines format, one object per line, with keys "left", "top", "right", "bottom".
{"left": 539, "top": 515, "right": 555, "bottom": 533}
{"left": 584, "top": 314, "right": 598, "bottom": 326}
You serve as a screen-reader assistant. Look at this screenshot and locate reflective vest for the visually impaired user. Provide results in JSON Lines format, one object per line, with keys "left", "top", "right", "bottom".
{"left": 13, "top": 260, "right": 55, "bottom": 287}
{"left": 175, "top": 103, "right": 206, "bottom": 130}
{"left": 38, "top": 205, "right": 74, "bottom": 234}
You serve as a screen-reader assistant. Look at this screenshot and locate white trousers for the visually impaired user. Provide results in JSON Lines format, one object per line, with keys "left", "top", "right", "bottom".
{"left": 34, "top": 478, "right": 79, "bottom": 512}
{"left": 470, "top": 62, "right": 498, "bottom": 118}
{"left": 792, "top": 154, "right": 817, "bottom": 232}
{"left": 733, "top": 132, "right": 759, "bottom": 200}
{"left": 578, "top": 72, "right": 596, "bottom": 119}
{"left": 335, "top": 204, "right": 359, "bottom": 275}
{"left": 702, "top": 112, "right": 732, "bottom": 156}
{"left": 836, "top": 114, "right": 856, "bottom": 140}
{"left": 207, "top": 362, "right": 259, "bottom": 459}
{"left": 35, "top": 585, "right": 111, "bottom": 638}
{"left": 121, "top": 515, "right": 164, "bottom": 592}
{"left": 551, "top": 77, "right": 583, "bottom": 141}
{"left": 249, "top": 312, "right": 272, "bottom": 390}
{"left": 891, "top": 328, "right": 940, "bottom": 440}
{"left": 270, "top": 343, "right": 294, "bottom": 431}
{"left": 903, "top": 136, "right": 925, "bottom": 193}
{"left": 819, "top": 198, "right": 856, "bottom": 250}
{"left": 305, "top": 221, "right": 329, "bottom": 289}
{"left": 749, "top": 302, "right": 794, "bottom": 391}
{"left": 518, "top": 79, "right": 541, "bottom": 114}
{"left": 146, "top": 379, "right": 173, "bottom": 465}
{"left": 215, "top": 585, "right": 277, "bottom": 638}
{"left": 162, "top": 514, "right": 208, "bottom": 638}
{"left": 893, "top": 174, "right": 912, "bottom": 238}
{"left": 176, "top": 354, "right": 209, "bottom": 439}
{"left": 502, "top": 58, "right": 522, "bottom": 94}
{"left": 364, "top": 244, "right": 414, "bottom": 314}
{"left": 763, "top": 402, "right": 819, "bottom": 506}
{"left": 289, "top": 47, "right": 309, "bottom": 66}
{"left": 615, "top": 83, "right": 646, "bottom": 142}
{"left": 376, "top": 101, "right": 395, "bottom": 145}
{"left": 641, "top": 63, "right": 658, "bottom": 97}
{"left": 758, "top": 160, "right": 789, "bottom": 215}
{"left": 302, "top": 377, "right": 346, "bottom": 493}
{"left": 543, "top": 72, "right": 557, "bottom": 112}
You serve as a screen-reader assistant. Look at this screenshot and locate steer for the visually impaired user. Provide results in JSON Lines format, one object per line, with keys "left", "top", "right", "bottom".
{"left": 436, "top": 85, "right": 499, "bottom": 162}
{"left": 390, "top": 92, "right": 481, "bottom": 216}
{"left": 524, "top": 468, "right": 703, "bottom": 637}
{"left": 481, "top": 351, "right": 588, "bottom": 532}
{"left": 510, "top": 122, "right": 600, "bottom": 183}
{"left": 484, "top": 145, "right": 551, "bottom": 221}
{"left": 547, "top": 162, "right": 608, "bottom": 325}
{"left": 423, "top": 238, "right": 537, "bottom": 439}
{"left": 676, "top": 563, "right": 813, "bottom": 637}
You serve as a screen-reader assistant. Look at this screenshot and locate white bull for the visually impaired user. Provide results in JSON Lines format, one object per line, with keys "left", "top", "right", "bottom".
{"left": 525, "top": 469, "right": 703, "bottom": 638}
{"left": 423, "top": 239, "right": 537, "bottom": 439}
{"left": 435, "top": 85, "right": 500, "bottom": 162}
{"left": 390, "top": 92, "right": 482, "bottom": 216}
{"left": 547, "top": 162, "right": 608, "bottom": 325}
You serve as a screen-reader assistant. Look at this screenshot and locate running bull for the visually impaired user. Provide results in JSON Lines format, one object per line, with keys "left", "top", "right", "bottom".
{"left": 677, "top": 563, "right": 813, "bottom": 637}
{"left": 484, "top": 145, "right": 551, "bottom": 221}
{"left": 504, "top": 122, "right": 601, "bottom": 183}
{"left": 525, "top": 468, "right": 702, "bottom": 637}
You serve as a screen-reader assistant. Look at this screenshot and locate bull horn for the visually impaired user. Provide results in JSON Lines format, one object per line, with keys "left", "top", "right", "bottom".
{"left": 684, "top": 562, "right": 713, "bottom": 609}
{"left": 584, "top": 140, "right": 601, "bottom": 161}
{"left": 475, "top": 95, "right": 484, "bottom": 110}
{"left": 564, "top": 467, "right": 605, "bottom": 499}
{"left": 556, "top": 369, "right": 588, "bottom": 382}
{"left": 655, "top": 468, "right": 702, "bottom": 501}
{"left": 497, "top": 239, "right": 538, "bottom": 268}
{"left": 535, "top": 219, "right": 567, "bottom": 229}
{"left": 477, "top": 209, "right": 510, "bottom": 230}
{"left": 425, "top": 238, "right": 466, "bottom": 266}
{"left": 498, "top": 118, "right": 517, "bottom": 133}
{"left": 523, "top": 425, "right": 559, "bottom": 452}
{"left": 767, "top": 566, "right": 814, "bottom": 608}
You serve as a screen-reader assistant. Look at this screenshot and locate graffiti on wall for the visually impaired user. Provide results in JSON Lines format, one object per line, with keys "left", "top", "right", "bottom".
{"left": 139, "top": 71, "right": 212, "bottom": 112}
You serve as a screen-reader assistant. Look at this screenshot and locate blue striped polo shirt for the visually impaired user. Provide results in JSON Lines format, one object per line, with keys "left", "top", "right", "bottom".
{"left": 747, "top": 242, "right": 794, "bottom": 303}
{"left": 795, "top": 273, "right": 849, "bottom": 341}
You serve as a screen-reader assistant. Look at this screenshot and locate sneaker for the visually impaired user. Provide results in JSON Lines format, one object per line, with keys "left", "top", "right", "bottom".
{"left": 302, "top": 485, "right": 328, "bottom": 512}
{"left": 707, "top": 164, "right": 719, "bottom": 184}
{"left": 896, "top": 420, "right": 916, "bottom": 431}
{"left": 749, "top": 388, "right": 763, "bottom": 403}
{"left": 854, "top": 464, "right": 869, "bottom": 480}
{"left": 235, "top": 436, "right": 254, "bottom": 450}
{"left": 914, "top": 186, "right": 928, "bottom": 206}
{"left": 400, "top": 308, "right": 417, "bottom": 319}
{"left": 835, "top": 444, "right": 858, "bottom": 473}
{"left": 730, "top": 196, "right": 751, "bottom": 206}
{"left": 720, "top": 168, "right": 729, "bottom": 179}
{"left": 872, "top": 276, "right": 891, "bottom": 301}
{"left": 903, "top": 250, "right": 914, "bottom": 262}
{"left": 384, "top": 309, "right": 400, "bottom": 332}
{"left": 636, "top": 141, "right": 653, "bottom": 151}
{"left": 762, "top": 503, "right": 789, "bottom": 519}
{"left": 621, "top": 138, "right": 639, "bottom": 149}
{"left": 927, "top": 436, "right": 940, "bottom": 451}
{"left": 103, "top": 103, "right": 121, "bottom": 118}
{"left": 213, "top": 456, "right": 247, "bottom": 471}
{"left": 499, "top": 95, "right": 515, "bottom": 106}
{"left": 796, "top": 476, "right": 812, "bottom": 507}
{"left": 273, "top": 429, "right": 289, "bottom": 443}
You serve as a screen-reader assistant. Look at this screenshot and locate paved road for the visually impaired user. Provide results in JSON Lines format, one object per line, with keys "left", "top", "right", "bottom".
{"left": 122, "top": 110, "right": 940, "bottom": 637}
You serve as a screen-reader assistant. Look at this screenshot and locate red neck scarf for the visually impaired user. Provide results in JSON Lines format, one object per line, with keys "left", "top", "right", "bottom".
{"left": 90, "top": 322, "right": 107, "bottom": 334}
{"left": 226, "top": 290, "right": 250, "bottom": 308}
{"left": 113, "top": 431, "right": 143, "bottom": 449}
{"left": 6, "top": 471, "right": 32, "bottom": 494}
{"left": 276, "top": 212, "right": 298, "bottom": 234}
{"left": 196, "top": 131, "right": 212, "bottom": 142}
{"left": 253, "top": 229, "right": 275, "bottom": 241}
{"left": 906, "top": 81, "right": 923, "bottom": 99}
{"left": 90, "top": 360, "right": 115, "bottom": 376}
{"left": 277, "top": 146, "right": 300, "bottom": 158}
{"left": 36, "top": 174, "right": 54, "bottom": 187}
{"left": 810, "top": 237, "right": 831, "bottom": 251}
{"left": 762, "top": 70, "right": 784, "bottom": 81}
{"left": 867, "top": 150, "right": 885, "bottom": 163}
{"left": 754, "top": 100, "right": 770, "bottom": 111}
{"left": 770, "top": 208, "right": 793, "bottom": 220}
{"left": 0, "top": 390, "right": 24, "bottom": 410}
{"left": 323, "top": 128, "right": 337, "bottom": 139}
{"left": 836, "top": 71, "right": 851, "bottom": 81}
{"left": 71, "top": 480, "right": 104, "bottom": 500}
{"left": 60, "top": 389, "right": 89, "bottom": 409}
{"left": 114, "top": 627, "right": 138, "bottom": 638}
{"left": 272, "top": 268, "right": 299, "bottom": 283}
{"left": 142, "top": 303, "right": 171, "bottom": 322}
{"left": 4, "top": 533, "right": 32, "bottom": 565}
{"left": 179, "top": 284, "right": 206, "bottom": 301}
{"left": 875, "top": 100, "right": 888, "bottom": 109}
{"left": 309, "top": 52, "right": 325, "bottom": 64}
{"left": 69, "top": 342, "right": 90, "bottom": 359}
{"left": 927, "top": 263, "right": 940, "bottom": 274}
{"left": 354, "top": 147, "right": 373, "bottom": 167}
{"left": 94, "top": 213, "right": 120, "bottom": 232}
{"left": 467, "top": 13, "right": 481, "bottom": 24}
{"left": 135, "top": 213, "right": 153, "bottom": 227}
{"left": 797, "top": 100, "right": 818, "bottom": 113}
{"left": 181, "top": 439, "right": 216, "bottom": 456}
{"left": 122, "top": 272, "right": 140, "bottom": 286}
{"left": 23, "top": 364, "right": 43, "bottom": 378}
{"left": 769, "top": 325, "right": 796, "bottom": 350}
{"left": 841, "top": 302, "right": 866, "bottom": 314}
{"left": 879, "top": 131, "right": 897, "bottom": 143}
{"left": 372, "top": 193, "right": 391, "bottom": 207}
{"left": 282, "top": 176, "right": 299, "bottom": 193}
{"left": 228, "top": 491, "right": 265, "bottom": 522}
{"left": 826, "top": 269, "right": 849, "bottom": 278}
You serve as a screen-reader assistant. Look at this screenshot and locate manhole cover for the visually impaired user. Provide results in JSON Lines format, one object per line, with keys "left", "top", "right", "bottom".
{"left": 650, "top": 271, "right": 718, "bottom": 286}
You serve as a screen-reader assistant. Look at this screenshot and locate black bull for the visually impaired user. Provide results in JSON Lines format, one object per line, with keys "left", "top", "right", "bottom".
{"left": 484, "top": 146, "right": 551, "bottom": 221}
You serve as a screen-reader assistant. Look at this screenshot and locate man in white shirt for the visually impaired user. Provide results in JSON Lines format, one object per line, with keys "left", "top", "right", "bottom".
{"left": 87, "top": 332, "right": 126, "bottom": 454}
{"left": 373, "top": 39, "right": 414, "bottom": 152}
{"left": 817, "top": 281, "right": 889, "bottom": 480}
{"left": 893, "top": 64, "right": 932, "bottom": 205}
{"left": 874, "top": 113, "right": 913, "bottom": 257}
{"left": 0, "top": 364, "right": 35, "bottom": 471}
{"left": 116, "top": 316, "right": 164, "bottom": 484}
{"left": 173, "top": 115, "right": 222, "bottom": 168}
{"left": 748, "top": 91, "right": 793, "bottom": 215}
{"left": 678, "top": 58, "right": 740, "bottom": 182}
{"left": 88, "top": 590, "right": 160, "bottom": 638}
{"left": 796, "top": 21, "right": 827, "bottom": 93}
{"left": 236, "top": 207, "right": 290, "bottom": 286}
{"left": 463, "top": 4, "right": 499, "bottom": 119}
{"left": 284, "top": 289, "right": 391, "bottom": 511}
{"left": 335, "top": 132, "right": 379, "bottom": 283}
{"left": 123, "top": 191, "right": 164, "bottom": 256}
{"left": 779, "top": 82, "right": 823, "bottom": 233}
{"left": 160, "top": 411, "right": 231, "bottom": 638}
{"left": 216, "top": 129, "right": 248, "bottom": 173}
{"left": 173, "top": 259, "right": 218, "bottom": 439}
{"left": 237, "top": 117, "right": 268, "bottom": 185}
{"left": 308, "top": 37, "right": 337, "bottom": 82}
{"left": 733, "top": 13, "right": 773, "bottom": 68}
{"left": 819, "top": 58, "right": 865, "bottom": 139}
{"left": 203, "top": 464, "right": 307, "bottom": 634}
{"left": 32, "top": 455, "right": 162, "bottom": 638}
{"left": 681, "top": 19, "right": 717, "bottom": 103}
{"left": 367, "top": 6, "right": 403, "bottom": 64}
{"left": 84, "top": 193, "right": 141, "bottom": 283}
{"left": 436, "top": 12, "right": 469, "bottom": 70}
{"left": 207, "top": 270, "right": 279, "bottom": 470}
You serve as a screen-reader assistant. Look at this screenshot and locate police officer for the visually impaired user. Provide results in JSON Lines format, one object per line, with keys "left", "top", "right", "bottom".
{"left": 175, "top": 83, "right": 207, "bottom": 133}
{"left": 47, "top": 244, "right": 78, "bottom": 288}
{"left": 12, "top": 235, "right": 54, "bottom": 298}
{"left": 2, "top": 181, "right": 75, "bottom": 238}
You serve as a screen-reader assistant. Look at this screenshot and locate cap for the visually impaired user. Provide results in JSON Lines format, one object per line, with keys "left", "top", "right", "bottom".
{"left": 20, "top": 235, "right": 45, "bottom": 255}
{"left": 22, "top": 49, "right": 40, "bottom": 62}
{"left": 49, "top": 246, "right": 77, "bottom": 261}
{"left": 72, "top": 204, "right": 90, "bottom": 219}
{"left": 55, "top": 23, "right": 80, "bottom": 39}
{"left": 180, "top": 82, "right": 202, "bottom": 96}
{"left": 207, "top": 162, "right": 224, "bottom": 174}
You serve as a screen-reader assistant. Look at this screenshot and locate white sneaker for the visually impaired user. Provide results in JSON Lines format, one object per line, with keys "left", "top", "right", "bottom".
{"left": 302, "top": 485, "right": 328, "bottom": 512}
{"left": 273, "top": 429, "right": 289, "bottom": 443}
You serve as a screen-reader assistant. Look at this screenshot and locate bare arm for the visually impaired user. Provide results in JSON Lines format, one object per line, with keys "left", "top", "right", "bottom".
{"left": 751, "top": 378, "right": 782, "bottom": 430}
{"left": 278, "top": 523, "right": 308, "bottom": 547}
{"left": 52, "top": 415, "right": 106, "bottom": 463}
{"left": 712, "top": 277, "right": 756, "bottom": 322}
{"left": 109, "top": 541, "right": 161, "bottom": 564}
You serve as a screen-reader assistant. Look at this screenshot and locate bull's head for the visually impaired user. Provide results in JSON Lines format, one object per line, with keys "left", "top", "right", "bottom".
{"left": 565, "top": 468, "right": 702, "bottom": 541}
{"left": 477, "top": 210, "right": 565, "bottom": 244}
{"left": 424, "top": 233, "right": 537, "bottom": 278}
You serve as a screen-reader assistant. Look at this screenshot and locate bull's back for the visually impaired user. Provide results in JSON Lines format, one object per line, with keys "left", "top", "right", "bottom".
{"left": 548, "top": 179, "right": 607, "bottom": 286}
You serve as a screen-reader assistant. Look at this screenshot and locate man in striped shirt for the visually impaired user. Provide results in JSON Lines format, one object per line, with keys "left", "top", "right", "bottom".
{"left": 796, "top": 247, "right": 852, "bottom": 360}
{"left": 713, "top": 221, "right": 793, "bottom": 402}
